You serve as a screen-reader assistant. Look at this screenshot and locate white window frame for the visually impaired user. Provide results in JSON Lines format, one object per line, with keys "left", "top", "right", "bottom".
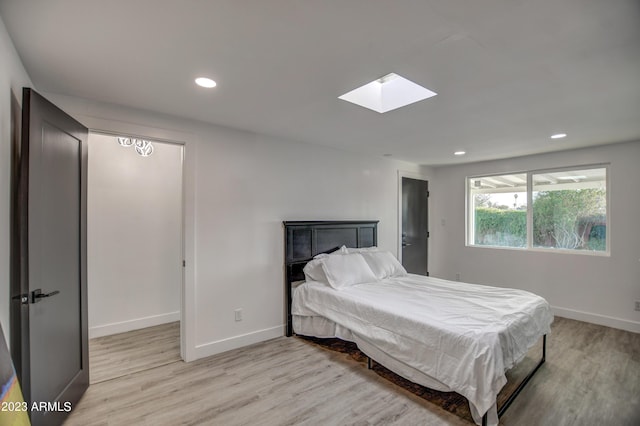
{"left": 466, "top": 164, "right": 610, "bottom": 256}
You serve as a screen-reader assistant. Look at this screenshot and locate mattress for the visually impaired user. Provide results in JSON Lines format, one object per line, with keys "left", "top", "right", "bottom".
{"left": 292, "top": 274, "right": 553, "bottom": 426}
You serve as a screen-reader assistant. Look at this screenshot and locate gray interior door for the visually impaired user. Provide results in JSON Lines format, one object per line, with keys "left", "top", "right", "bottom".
{"left": 401, "top": 177, "right": 429, "bottom": 275}
{"left": 11, "top": 88, "right": 89, "bottom": 425}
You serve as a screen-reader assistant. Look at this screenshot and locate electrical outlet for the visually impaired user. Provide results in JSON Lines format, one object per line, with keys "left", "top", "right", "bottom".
{"left": 234, "top": 309, "right": 242, "bottom": 321}
{"left": 455, "top": 273, "right": 461, "bottom": 282}
{"left": 635, "top": 301, "right": 640, "bottom": 312}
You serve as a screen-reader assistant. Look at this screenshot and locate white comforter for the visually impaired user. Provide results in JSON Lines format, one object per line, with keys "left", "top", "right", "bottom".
{"left": 292, "top": 274, "right": 553, "bottom": 421}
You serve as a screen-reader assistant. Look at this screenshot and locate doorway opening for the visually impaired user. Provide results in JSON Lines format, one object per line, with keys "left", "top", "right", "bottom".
{"left": 87, "top": 132, "right": 184, "bottom": 383}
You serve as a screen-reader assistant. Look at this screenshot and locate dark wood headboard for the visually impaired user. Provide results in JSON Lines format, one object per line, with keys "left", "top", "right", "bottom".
{"left": 283, "top": 220, "right": 379, "bottom": 336}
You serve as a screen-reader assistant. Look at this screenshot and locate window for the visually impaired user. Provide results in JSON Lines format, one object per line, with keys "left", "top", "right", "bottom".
{"left": 468, "top": 173, "right": 527, "bottom": 248}
{"left": 532, "top": 168, "right": 607, "bottom": 251}
{"left": 467, "top": 166, "right": 608, "bottom": 254}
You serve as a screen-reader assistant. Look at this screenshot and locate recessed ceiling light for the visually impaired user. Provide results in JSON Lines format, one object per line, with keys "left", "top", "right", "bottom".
{"left": 195, "top": 77, "right": 217, "bottom": 88}
{"left": 550, "top": 133, "right": 567, "bottom": 139}
{"left": 338, "top": 73, "right": 437, "bottom": 113}
{"left": 454, "top": 151, "right": 466, "bottom": 156}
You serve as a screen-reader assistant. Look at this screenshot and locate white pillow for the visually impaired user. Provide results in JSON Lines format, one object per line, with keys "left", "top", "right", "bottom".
{"left": 303, "top": 248, "right": 347, "bottom": 283}
{"left": 303, "top": 258, "right": 328, "bottom": 283}
{"left": 345, "top": 246, "right": 380, "bottom": 254}
{"left": 321, "top": 253, "right": 378, "bottom": 289}
{"left": 359, "top": 251, "right": 407, "bottom": 280}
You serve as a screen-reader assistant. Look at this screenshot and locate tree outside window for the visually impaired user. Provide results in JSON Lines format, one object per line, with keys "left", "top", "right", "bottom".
{"left": 532, "top": 168, "right": 607, "bottom": 251}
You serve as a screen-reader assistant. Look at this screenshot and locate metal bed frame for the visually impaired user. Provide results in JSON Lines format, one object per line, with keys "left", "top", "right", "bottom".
{"left": 366, "top": 336, "right": 546, "bottom": 425}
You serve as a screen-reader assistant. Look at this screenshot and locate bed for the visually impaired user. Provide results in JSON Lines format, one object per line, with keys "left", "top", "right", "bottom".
{"left": 283, "top": 221, "right": 553, "bottom": 426}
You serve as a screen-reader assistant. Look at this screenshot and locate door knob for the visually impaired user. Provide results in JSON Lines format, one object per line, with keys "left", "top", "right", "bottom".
{"left": 31, "top": 289, "right": 60, "bottom": 303}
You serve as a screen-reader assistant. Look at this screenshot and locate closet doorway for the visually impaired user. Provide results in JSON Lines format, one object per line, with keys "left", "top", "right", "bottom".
{"left": 87, "top": 132, "right": 184, "bottom": 383}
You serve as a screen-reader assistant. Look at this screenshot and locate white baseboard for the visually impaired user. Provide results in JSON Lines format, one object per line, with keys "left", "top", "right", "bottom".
{"left": 552, "top": 306, "right": 640, "bottom": 333}
{"left": 193, "top": 325, "right": 284, "bottom": 360}
{"left": 89, "top": 311, "right": 181, "bottom": 338}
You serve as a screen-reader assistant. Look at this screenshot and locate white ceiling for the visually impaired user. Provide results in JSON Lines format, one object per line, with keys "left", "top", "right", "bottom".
{"left": 1, "top": 0, "right": 639, "bottom": 166}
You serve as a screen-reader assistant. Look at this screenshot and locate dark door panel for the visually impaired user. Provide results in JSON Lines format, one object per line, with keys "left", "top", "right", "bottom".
{"left": 30, "top": 122, "right": 82, "bottom": 406}
{"left": 12, "top": 88, "right": 88, "bottom": 426}
{"left": 401, "top": 177, "right": 428, "bottom": 275}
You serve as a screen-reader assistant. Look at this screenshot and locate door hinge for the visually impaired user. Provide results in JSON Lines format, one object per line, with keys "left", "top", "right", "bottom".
{"left": 426, "top": 191, "right": 430, "bottom": 197}
{"left": 427, "top": 231, "right": 430, "bottom": 238}
{"left": 182, "top": 260, "right": 186, "bottom": 267}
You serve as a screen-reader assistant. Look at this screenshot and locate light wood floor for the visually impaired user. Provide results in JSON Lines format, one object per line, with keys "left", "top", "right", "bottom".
{"left": 89, "top": 322, "right": 181, "bottom": 384}
{"left": 66, "top": 317, "right": 640, "bottom": 426}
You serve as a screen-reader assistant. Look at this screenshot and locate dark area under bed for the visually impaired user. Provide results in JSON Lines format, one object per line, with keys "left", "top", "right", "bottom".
{"left": 297, "top": 335, "right": 544, "bottom": 424}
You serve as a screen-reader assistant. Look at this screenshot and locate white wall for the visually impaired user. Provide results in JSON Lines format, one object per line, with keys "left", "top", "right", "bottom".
{"left": 87, "top": 133, "right": 183, "bottom": 338}
{"left": 0, "top": 16, "right": 33, "bottom": 347}
{"left": 192, "top": 131, "right": 427, "bottom": 353}
{"left": 429, "top": 141, "right": 640, "bottom": 332}
{"left": 43, "top": 92, "right": 429, "bottom": 360}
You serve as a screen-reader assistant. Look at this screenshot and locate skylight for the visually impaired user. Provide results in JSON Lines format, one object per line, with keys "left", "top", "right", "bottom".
{"left": 338, "top": 73, "right": 437, "bottom": 113}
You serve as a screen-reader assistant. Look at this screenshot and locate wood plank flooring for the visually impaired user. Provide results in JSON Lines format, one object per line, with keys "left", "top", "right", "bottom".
{"left": 66, "top": 317, "right": 640, "bottom": 426}
{"left": 89, "top": 322, "right": 181, "bottom": 384}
